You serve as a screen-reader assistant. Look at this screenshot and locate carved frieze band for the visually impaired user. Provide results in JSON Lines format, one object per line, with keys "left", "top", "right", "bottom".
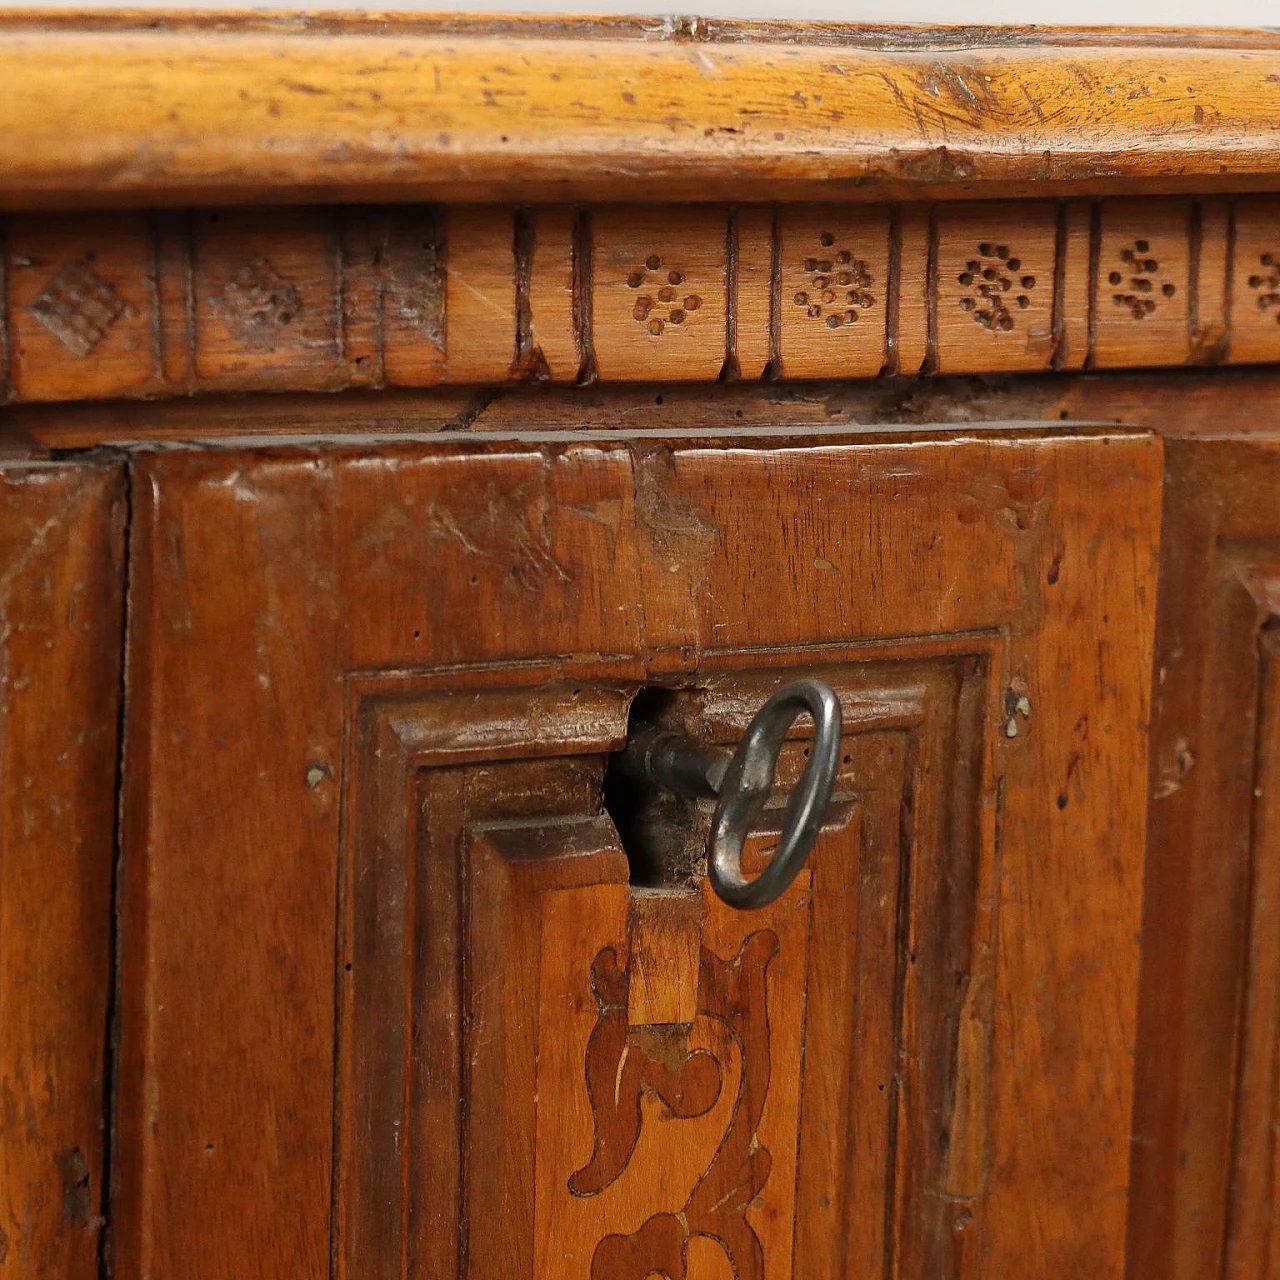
{"left": 2, "top": 195, "right": 1273, "bottom": 400}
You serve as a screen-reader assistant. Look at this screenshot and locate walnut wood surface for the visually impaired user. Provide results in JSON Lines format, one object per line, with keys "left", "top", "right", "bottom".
{"left": 0, "top": 461, "right": 124, "bottom": 1280}
{"left": 7, "top": 197, "right": 1280, "bottom": 402}
{"left": 0, "top": 17, "right": 1276, "bottom": 208}
{"left": 1131, "top": 441, "right": 1280, "bottom": 1280}
{"left": 116, "top": 430, "right": 1158, "bottom": 1278}
{"left": 8, "top": 363, "right": 1280, "bottom": 451}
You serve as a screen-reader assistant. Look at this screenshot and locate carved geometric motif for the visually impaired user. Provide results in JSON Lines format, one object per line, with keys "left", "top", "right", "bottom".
{"left": 934, "top": 202, "right": 1056, "bottom": 372}
{"left": 1092, "top": 199, "right": 1191, "bottom": 366}
{"left": 790, "top": 229, "right": 876, "bottom": 331}
{"left": 1247, "top": 252, "right": 1280, "bottom": 325}
{"left": 591, "top": 206, "right": 728, "bottom": 379}
{"left": 1107, "top": 237, "right": 1178, "bottom": 321}
{"left": 30, "top": 255, "right": 126, "bottom": 356}
{"left": 22, "top": 196, "right": 1280, "bottom": 398}
{"left": 625, "top": 253, "right": 703, "bottom": 337}
{"left": 956, "top": 242, "right": 1037, "bottom": 333}
{"left": 777, "top": 206, "right": 891, "bottom": 377}
{"left": 208, "top": 256, "right": 302, "bottom": 346}
{"left": 1228, "top": 198, "right": 1280, "bottom": 365}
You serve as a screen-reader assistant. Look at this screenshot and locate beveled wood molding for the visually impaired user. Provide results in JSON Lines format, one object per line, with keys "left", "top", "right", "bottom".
{"left": 3, "top": 13, "right": 1280, "bottom": 209}
{"left": 9, "top": 194, "right": 1280, "bottom": 402}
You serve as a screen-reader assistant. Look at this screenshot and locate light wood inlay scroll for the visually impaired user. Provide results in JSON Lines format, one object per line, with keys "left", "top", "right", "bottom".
{"left": 7, "top": 195, "right": 1280, "bottom": 402}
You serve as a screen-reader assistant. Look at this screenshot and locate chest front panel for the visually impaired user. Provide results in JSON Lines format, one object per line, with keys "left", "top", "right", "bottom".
{"left": 116, "top": 433, "right": 1159, "bottom": 1280}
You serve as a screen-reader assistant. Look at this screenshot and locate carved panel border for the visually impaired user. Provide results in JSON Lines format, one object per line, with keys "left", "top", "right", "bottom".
{"left": 1135, "top": 501, "right": 1280, "bottom": 1280}
{"left": 8, "top": 196, "right": 1280, "bottom": 403}
{"left": 332, "top": 645, "right": 993, "bottom": 1280}
{"left": 1222, "top": 547, "right": 1280, "bottom": 1280}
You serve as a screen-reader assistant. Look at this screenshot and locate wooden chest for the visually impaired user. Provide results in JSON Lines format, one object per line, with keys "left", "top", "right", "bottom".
{"left": 3, "top": 15, "right": 1280, "bottom": 1280}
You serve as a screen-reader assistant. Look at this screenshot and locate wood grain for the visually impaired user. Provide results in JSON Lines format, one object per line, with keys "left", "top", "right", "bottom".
{"left": 116, "top": 430, "right": 1159, "bottom": 1279}
{"left": 0, "top": 461, "right": 124, "bottom": 1280}
{"left": 0, "top": 21, "right": 1278, "bottom": 208}
{"left": 1130, "top": 440, "right": 1280, "bottom": 1280}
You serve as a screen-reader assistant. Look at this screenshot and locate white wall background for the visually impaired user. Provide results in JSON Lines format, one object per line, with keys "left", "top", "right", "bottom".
{"left": 7, "top": 0, "right": 1280, "bottom": 25}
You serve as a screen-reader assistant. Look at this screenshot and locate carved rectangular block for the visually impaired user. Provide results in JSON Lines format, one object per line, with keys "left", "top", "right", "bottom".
{"left": 592, "top": 206, "right": 727, "bottom": 381}
{"left": 777, "top": 205, "right": 889, "bottom": 379}
{"left": 193, "top": 208, "right": 344, "bottom": 391}
{"left": 379, "top": 206, "right": 446, "bottom": 387}
{"left": 444, "top": 205, "right": 516, "bottom": 383}
{"left": 8, "top": 212, "right": 157, "bottom": 400}
{"left": 1093, "top": 198, "right": 1191, "bottom": 368}
{"left": 526, "top": 206, "right": 579, "bottom": 382}
{"left": 1229, "top": 197, "right": 1280, "bottom": 366}
{"left": 624, "top": 887, "right": 704, "bottom": 1026}
{"left": 734, "top": 205, "right": 774, "bottom": 380}
{"left": 1056, "top": 200, "right": 1093, "bottom": 371}
{"left": 935, "top": 201, "right": 1056, "bottom": 374}
{"left": 896, "top": 204, "right": 932, "bottom": 375}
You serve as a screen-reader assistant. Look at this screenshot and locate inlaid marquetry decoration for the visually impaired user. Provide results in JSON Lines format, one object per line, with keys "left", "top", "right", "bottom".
{"left": 538, "top": 879, "right": 808, "bottom": 1280}
{"left": 8, "top": 195, "right": 1280, "bottom": 399}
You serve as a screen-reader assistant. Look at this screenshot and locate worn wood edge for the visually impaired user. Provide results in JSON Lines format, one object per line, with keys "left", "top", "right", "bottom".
{"left": 0, "top": 459, "right": 126, "bottom": 1280}
{"left": 1, "top": 11, "right": 1279, "bottom": 47}
{"left": 9, "top": 367, "right": 1280, "bottom": 450}
{"left": 4, "top": 22, "right": 1280, "bottom": 207}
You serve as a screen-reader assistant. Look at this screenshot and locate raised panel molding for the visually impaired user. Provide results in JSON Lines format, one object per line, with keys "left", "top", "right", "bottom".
{"left": 1227, "top": 602, "right": 1280, "bottom": 1280}
{"left": 335, "top": 655, "right": 990, "bottom": 1280}
{"left": 1218, "top": 547, "right": 1280, "bottom": 1280}
{"left": 1133, "top": 444, "right": 1280, "bottom": 1280}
